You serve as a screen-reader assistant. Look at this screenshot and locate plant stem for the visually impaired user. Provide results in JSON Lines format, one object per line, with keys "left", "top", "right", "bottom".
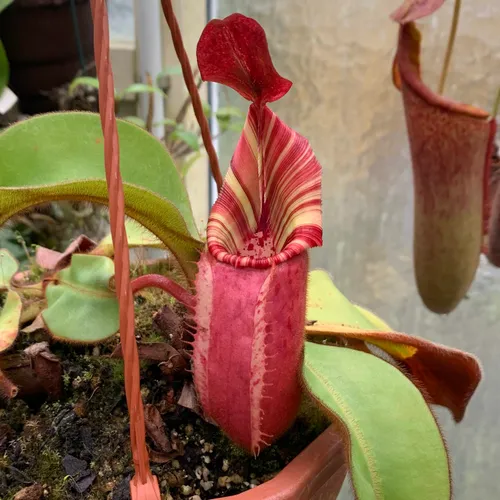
{"left": 492, "top": 87, "right": 500, "bottom": 117}
{"left": 131, "top": 274, "right": 195, "bottom": 308}
{"left": 438, "top": 0, "right": 462, "bottom": 95}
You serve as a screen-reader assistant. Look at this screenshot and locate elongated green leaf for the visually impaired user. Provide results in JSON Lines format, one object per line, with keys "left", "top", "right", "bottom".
{"left": 94, "top": 219, "right": 164, "bottom": 256}
{"left": 0, "top": 290, "right": 22, "bottom": 352}
{"left": 119, "top": 83, "right": 167, "bottom": 99}
{"left": 68, "top": 76, "right": 100, "bottom": 95}
{"left": 304, "top": 343, "right": 451, "bottom": 500}
{"left": 42, "top": 254, "right": 119, "bottom": 343}
{"left": 0, "top": 248, "right": 18, "bottom": 289}
{"left": 0, "top": 112, "right": 202, "bottom": 280}
{"left": 153, "top": 118, "right": 178, "bottom": 128}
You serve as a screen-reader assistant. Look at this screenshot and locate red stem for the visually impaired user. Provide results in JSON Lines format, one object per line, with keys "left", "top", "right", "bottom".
{"left": 131, "top": 274, "right": 195, "bottom": 309}
{"left": 160, "top": 0, "right": 224, "bottom": 192}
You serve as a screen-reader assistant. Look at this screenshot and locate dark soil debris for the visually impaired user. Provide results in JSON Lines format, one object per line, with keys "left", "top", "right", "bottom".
{"left": 0, "top": 292, "right": 328, "bottom": 499}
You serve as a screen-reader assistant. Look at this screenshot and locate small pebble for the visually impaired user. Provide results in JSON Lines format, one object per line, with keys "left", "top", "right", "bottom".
{"left": 202, "top": 467, "right": 210, "bottom": 481}
{"left": 200, "top": 480, "right": 214, "bottom": 491}
{"left": 230, "top": 474, "right": 243, "bottom": 485}
{"left": 202, "top": 442, "right": 214, "bottom": 453}
{"left": 181, "top": 485, "right": 193, "bottom": 496}
{"left": 222, "top": 459, "right": 229, "bottom": 472}
{"left": 185, "top": 424, "right": 194, "bottom": 436}
{"left": 217, "top": 476, "right": 230, "bottom": 488}
{"left": 203, "top": 455, "right": 211, "bottom": 464}
{"left": 195, "top": 466, "right": 203, "bottom": 480}
{"left": 172, "top": 459, "right": 181, "bottom": 469}
{"left": 189, "top": 496, "right": 202, "bottom": 500}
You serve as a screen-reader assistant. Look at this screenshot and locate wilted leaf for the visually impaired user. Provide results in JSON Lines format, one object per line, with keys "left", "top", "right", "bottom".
{"left": 303, "top": 342, "right": 451, "bottom": 500}
{"left": 144, "top": 404, "right": 172, "bottom": 453}
{"left": 42, "top": 254, "right": 119, "bottom": 343}
{"left": 110, "top": 342, "right": 186, "bottom": 374}
{"left": 0, "top": 112, "right": 202, "bottom": 280}
{"left": 25, "top": 342, "right": 62, "bottom": 400}
{"left": 35, "top": 235, "right": 97, "bottom": 271}
{"left": 0, "top": 291, "right": 22, "bottom": 353}
{"left": 306, "top": 269, "right": 481, "bottom": 422}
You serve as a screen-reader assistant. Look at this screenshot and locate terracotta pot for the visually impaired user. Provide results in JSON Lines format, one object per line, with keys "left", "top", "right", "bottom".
{"left": 0, "top": 0, "right": 94, "bottom": 114}
{"left": 215, "top": 425, "right": 346, "bottom": 500}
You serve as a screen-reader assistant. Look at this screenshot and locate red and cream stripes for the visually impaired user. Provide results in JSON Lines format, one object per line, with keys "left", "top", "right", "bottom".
{"left": 208, "top": 104, "right": 322, "bottom": 268}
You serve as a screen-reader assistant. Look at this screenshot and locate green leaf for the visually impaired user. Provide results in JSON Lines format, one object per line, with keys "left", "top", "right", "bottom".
{"left": 0, "top": 40, "right": 8, "bottom": 94}
{"left": 42, "top": 254, "right": 119, "bottom": 343}
{"left": 119, "top": 83, "right": 167, "bottom": 100}
{"left": 307, "top": 269, "right": 378, "bottom": 329}
{"left": 123, "top": 116, "right": 146, "bottom": 128}
{"left": 215, "top": 106, "right": 245, "bottom": 132}
{"left": 156, "top": 65, "right": 182, "bottom": 80}
{"left": 170, "top": 128, "right": 200, "bottom": 152}
{"left": 0, "top": 0, "right": 13, "bottom": 13}
{"left": 94, "top": 219, "right": 165, "bottom": 256}
{"left": 0, "top": 248, "right": 18, "bottom": 289}
{"left": 202, "top": 101, "right": 211, "bottom": 117}
{"left": 68, "top": 76, "right": 100, "bottom": 95}
{"left": 303, "top": 342, "right": 451, "bottom": 500}
{"left": 215, "top": 106, "right": 245, "bottom": 120}
{"left": 0, "top": 112, "right": 202, "bottom": 280}
{"left": 0, "top": 290, "right": 22, "bottom": 352}
{"left": 153, "top": 118, "right": 178, "bottom": 128}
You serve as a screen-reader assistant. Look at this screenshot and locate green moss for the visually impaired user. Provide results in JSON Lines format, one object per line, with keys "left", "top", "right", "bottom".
{"left": 33, "top": 449, "right": 67, "bottom": 499}
{"left": 134, "top": 288, "right": 170, "bottom": 339}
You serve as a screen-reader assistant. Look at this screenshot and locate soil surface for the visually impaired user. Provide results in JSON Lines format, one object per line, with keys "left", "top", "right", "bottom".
{"left": 0, "top": 289, "right": 329, "bottom": 500}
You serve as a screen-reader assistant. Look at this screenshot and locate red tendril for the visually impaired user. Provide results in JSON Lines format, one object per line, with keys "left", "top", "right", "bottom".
{"left": 160, "top": 0, "right": 223, "bottom": 192}
{"left": 89, "top": 1, "right": 160, "bottom": 498}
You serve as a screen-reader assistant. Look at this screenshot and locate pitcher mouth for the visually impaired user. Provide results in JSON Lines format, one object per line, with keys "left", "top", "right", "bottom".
{"left": 394, "top": 23, "right": 491, "bottom": 121}
{"left": 207, "top": 228, "right": 320, "bottom": 269}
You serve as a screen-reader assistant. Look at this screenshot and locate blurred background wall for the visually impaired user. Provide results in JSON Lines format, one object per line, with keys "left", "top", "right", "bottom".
{"left": 212, "top": 1, "right": 500, "bottom": 498}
